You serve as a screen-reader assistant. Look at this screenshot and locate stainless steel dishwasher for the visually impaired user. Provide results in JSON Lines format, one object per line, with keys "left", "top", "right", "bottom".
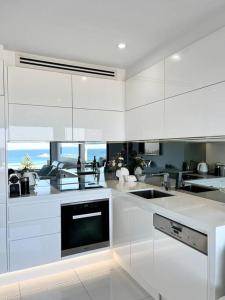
{"left": 153, "top": 214, "right": 208, "bottom": 300}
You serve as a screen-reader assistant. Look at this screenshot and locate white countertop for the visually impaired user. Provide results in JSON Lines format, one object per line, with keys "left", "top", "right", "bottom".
{"left": 8, "top": 179, "right": 225, "bottom": 232}
{"left": 106, "top": 180, "right": 225, "bottom": 232}
{"left": 185, "top": 177, "right": 225, "bottom": 189}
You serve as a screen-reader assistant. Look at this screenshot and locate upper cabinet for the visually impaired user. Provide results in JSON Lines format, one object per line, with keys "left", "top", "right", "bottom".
{"left": 0, "top": 61, "right": 4, "bottom": 95}
{"left": 164, "top": 81, "right": 225, "bottom": 138}
{"left": 165, "top": 26, "right": 225, "bottom": 98}
{"left": 72, "top": 75, "right": 124, "bottom": 111}
{"left": 8, "top": 66, "right": 72, "bottom": 107}
{"left": 125, "top": 61, "right": 164, "bottom": 110}
{"left": 126, "top": 101, "right": 164, "bottom": 141}
{"left": 73, "top": 109, "right": 125, "bottom": 142}
{"left": 9, "top": 104, "right": 73, "bottom": 141}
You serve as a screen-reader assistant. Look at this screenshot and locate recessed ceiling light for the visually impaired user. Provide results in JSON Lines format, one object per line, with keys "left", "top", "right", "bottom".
{"left": 171, "top": 54, "right": 181, "bottom": 61}
{"left": 118, "top": 43, "right": 126, "bottom": 49}
{"left": 82, "top": 76, "right": 87, "bottom": 81}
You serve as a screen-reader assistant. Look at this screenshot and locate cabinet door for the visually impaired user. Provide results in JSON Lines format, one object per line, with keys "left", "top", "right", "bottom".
{"left": 126, "top": 101, "right": 164, "bottom": 140}
{"left": 9, "top": 104, "right": 73, "bottom": 141}
{"left": 165, "top": 81, "right": 225, "bottom": 138}
{"left": 113, "top": 194, "right": 132, "bottom": 270}
{"left": 130, "top": 208, "right": 154, "bottom": 287}
{"left": 9, "top": 233, "right": 61, "bottom": 271}
{"left": 154, "top": 229, "right": 207, "bottom": 300}
{"left": 0, "top": 61, "right": 4, "bottom": 95}
{"left": 8, "top": 66, "right": 72, "bottom": 107}
{"left": 0, "top": 97, "right": 6, "bottom": 204}
{"left": 125, "top": 61, "right": 164, "bottom": 110}
{"left": 73, "top": 109, "right": 125, "bottom": 141}
{"left": 165, "top": 26, "right": 225, "bottom": 98}
{"left": 164, "top": 92, "right": 205, "bottom": 138}
{"left": 72, "top": 75, "right": 124, "bottom": 111}
{"left": 0, "top": 204, "right": 7, "bottom": 273}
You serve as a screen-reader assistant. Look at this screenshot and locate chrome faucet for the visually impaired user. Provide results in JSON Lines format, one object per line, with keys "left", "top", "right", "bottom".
{"left": 151, "top": 172, "right": 170, "bottom": 190}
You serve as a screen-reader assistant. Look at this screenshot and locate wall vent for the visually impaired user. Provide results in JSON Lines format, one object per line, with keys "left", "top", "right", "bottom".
{"left": 16, "top": 53, "right": 117, "bottom": 78}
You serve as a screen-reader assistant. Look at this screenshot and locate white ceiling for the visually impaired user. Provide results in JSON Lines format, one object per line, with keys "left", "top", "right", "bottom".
{"left": 1, "top": 0, "right": 225, "bottom": 71}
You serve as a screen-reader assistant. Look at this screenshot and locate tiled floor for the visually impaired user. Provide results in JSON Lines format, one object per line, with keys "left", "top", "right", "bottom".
{"left": 0, "top": 260, "right": 154, "bottom": 300}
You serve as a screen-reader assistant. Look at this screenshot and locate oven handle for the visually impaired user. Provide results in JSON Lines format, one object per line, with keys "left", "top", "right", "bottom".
{"left": 72, "top": 212, "right": 102, "bottom": 220}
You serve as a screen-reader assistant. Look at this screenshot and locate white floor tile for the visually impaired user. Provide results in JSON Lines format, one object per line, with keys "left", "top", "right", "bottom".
{"left": 11, "top": 259, "right": 153, "bottom": 300}
{"left": 20, "top": 270, "right": 79, "bottom": 295}
{"left": 76, "top": 263, "right": 149, "bottom": 300}
{"left": 19, "top": 270, "right": 91, "bottom": 300}
{"left": 0, "top": 283, "right": 20, "bottom": 300}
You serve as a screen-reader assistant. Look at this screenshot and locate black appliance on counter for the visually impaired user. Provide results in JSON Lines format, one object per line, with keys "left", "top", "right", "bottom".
{"left": 61, "top": 199, "right": 109, "bottom": 256}
{"left": 8, "top": 173, "right": 21, "bottom": 197}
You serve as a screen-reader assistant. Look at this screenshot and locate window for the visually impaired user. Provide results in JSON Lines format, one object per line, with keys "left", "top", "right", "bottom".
{"left": 59, "top": 143, "right": 79, "bottom": 161}
{"left": 8, "top": 142, "right": 50, "bottom": 170}
{"left": 84, "top": 143, "right": 106, "bottom": 163}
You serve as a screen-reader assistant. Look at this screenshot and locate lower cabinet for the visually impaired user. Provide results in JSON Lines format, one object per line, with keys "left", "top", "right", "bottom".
{"left": 113, "top": 194, "right": 132, "bottom": 270}
{"left": 9, "top": 233, "right": 61, "bottom": 271}
{"left": 154, "top": 228, "right": 208, "bottom": 300}
{"left": 0, "top": 204, "right": 7, "bottom": 273}
{"left": 130, "top": 207, "right": 154, "bottom": 287}
{"left": 8, "top": 200, "right": 61, "bottom": 272}
{"left": 113, "top": 193, "right": 157, "bottom": 297}
{"left": 113, "top": 194, "right": 208, "bottom": 300}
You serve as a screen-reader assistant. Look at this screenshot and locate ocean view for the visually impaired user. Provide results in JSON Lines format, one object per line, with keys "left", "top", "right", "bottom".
{"left": 8, "top": 147, "right": 106, "bottom": 170}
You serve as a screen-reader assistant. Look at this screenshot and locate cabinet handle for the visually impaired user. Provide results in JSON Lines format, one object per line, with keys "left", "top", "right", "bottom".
{"left": 72, "top": 212, "right": 102, "bottom": 220}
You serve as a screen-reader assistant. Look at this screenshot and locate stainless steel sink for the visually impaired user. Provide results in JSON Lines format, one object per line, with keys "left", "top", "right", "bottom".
{"left": 129, "top": 189, "right": 173, "bottom": 199}
{"left": 179, "top": 185, "right": 217, "bottom": 193}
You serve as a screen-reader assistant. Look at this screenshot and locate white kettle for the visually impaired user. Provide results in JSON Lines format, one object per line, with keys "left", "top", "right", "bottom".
{"left": 197, "top": 162, "right": 208, "bottom": 174}
{"left": 23, "top": 171, "right": 39, "bottom": 188}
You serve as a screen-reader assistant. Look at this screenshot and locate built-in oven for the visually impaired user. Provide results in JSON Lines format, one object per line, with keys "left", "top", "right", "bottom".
{"left": 61, "top": 199, "right": 109, "bottom": 256}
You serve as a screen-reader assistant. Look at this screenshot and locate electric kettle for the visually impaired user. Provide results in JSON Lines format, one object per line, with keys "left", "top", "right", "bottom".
{"left": 22, "top": 171, "right": 39, "bottom": 188}
{"left": 197, "top": 162, "right": 208, "bottom": 174}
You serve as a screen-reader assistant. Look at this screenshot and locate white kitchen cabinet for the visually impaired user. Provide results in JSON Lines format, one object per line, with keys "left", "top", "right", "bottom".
{"left": 0, "top": 204, "right": 7, "bottom": 273}
{"left": 165, "top": 26, "right": 225, "bottom": 98}
{"left": 164, "top": 81, "right": 225, "bottom": 138}
{"left": 130, "top": 207, "right": 154, "bottom": 287}
{"left": 8, "top": 104, "right": 73, "bottom": 141}
{"left": 8, "top": 66, "right": 72, "bottom": 107}
{"left": 126, "top": 100, "right": 164, "bottom": 140}
{"left": 8, "top": 200, "right": 60, "bottom": 223}
{"left": 72, "top": 75, "right": 124, "bottom": 111}
{"left": 0, "top": 60, "right": 4, "bottom": 95}
{"left": 113, "top": 193, "right": 132, "bottom": 270}
{"left": 0, "top": 97, "right": 6, "bottom": 204}
{"left": 125, "top": 60, "right": 164, "bottom": 110}
{"left": 73, "top": 109, "right": 125, "bottom": 141}
{"left": 164, "top": 92, "right": 205, "bottom": 138}
{"left": 9, "top": 233, "right": 61, "bottom": 271}
{"left": 154, "top": 228, "right": 208, "bottom": 300}
{"left": 8, "top": 217, "right": 60, "bottom": 240}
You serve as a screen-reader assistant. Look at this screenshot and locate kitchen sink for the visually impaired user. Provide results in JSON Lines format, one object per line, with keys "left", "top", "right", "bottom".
{"left": 179, "top": 185, "right": 217, "bottom": 193}
{"left": 129, "top": 189, "right": 173, "bottom": 199}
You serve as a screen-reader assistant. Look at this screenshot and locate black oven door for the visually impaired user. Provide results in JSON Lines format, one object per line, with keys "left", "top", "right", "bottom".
{"left": 61, "top": 199, "right": 109, "bottom": 256}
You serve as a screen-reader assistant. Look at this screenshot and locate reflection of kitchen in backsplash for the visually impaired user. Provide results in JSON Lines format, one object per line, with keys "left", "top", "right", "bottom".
{"left": 107, "top": 141, "right": 225, "bottom": 178}
{"left": 142, "top": 142, "right": 206, "bottom": 172}
{"left": 206, "top": 143, "right": 225, "bottom": 173}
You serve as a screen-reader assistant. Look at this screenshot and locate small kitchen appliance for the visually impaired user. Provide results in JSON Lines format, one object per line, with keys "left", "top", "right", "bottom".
{"left": 197, "top": 162, "right": 208, "bottom": 174}
{"left": 22, "top": 171, "right": 39, "bottom": 189}
{"left": 9, "top": 174, "right": 21, "bottom": 197}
